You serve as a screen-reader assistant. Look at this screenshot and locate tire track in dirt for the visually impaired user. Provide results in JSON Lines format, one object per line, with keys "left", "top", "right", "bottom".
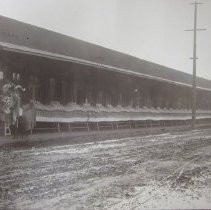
{"left": 108, "top": 131, "right": 211, "bottom": 209}
{"left": 1, "top": 129, "right": 211, "bottom": 209}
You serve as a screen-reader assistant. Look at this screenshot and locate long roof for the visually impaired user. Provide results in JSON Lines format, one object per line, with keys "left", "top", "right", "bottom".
{"left": 0, "top": 15, "right": 211, "bottom": 91}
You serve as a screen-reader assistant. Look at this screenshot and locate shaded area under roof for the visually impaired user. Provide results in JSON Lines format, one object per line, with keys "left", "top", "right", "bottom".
{"left": 0, "top": 15, "right": 211, "bottom": 90}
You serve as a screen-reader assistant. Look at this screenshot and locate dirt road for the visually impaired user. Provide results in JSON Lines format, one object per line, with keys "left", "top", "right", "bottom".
{"left": 0, "top": 129, "right": 211, "bottom": 209}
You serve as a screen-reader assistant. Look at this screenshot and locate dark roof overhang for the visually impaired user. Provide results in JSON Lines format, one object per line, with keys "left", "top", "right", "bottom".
{"left": 0, "top": 15, "right": 211, "bottom": 91}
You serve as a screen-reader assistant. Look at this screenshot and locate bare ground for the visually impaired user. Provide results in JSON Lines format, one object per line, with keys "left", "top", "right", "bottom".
{"left": 0, "top": 129, "right": 211, "bottom": 209}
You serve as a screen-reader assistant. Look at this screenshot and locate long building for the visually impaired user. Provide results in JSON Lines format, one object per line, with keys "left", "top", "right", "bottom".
{"left": 0, "top": 15, "right": 211, "bottom": 133}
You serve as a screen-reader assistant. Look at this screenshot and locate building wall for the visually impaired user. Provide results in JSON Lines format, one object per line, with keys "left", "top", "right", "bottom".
{"left": 0, "top": 51, "right": 211, "bottom": 111}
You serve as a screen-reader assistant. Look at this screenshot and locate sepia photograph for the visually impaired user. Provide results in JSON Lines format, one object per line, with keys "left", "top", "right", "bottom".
{"left": 0, "top": 0, "right": 211, "bottom": 209}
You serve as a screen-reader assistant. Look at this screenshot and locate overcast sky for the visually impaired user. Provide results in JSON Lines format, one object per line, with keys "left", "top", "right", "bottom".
{"left": 0, "top": 0, "right": 211, "bottom": 79}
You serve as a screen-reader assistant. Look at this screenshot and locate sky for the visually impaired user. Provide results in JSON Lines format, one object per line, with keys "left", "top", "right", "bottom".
{"left": 0, "top": 0, "right": 211, "bottom": 79}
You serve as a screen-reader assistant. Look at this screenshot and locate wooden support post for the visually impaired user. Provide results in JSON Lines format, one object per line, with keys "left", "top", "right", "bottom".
{"left": 116, "top": 121, "right": 119, "bottom": 130}
{"left": 111, "top": 122, "right": 113, "bottom": 130}
{"left": 57, "top": 122, "right": 60, "bottom": 133}
{"left": 68, "top": 123, "right": 71, "bottom": 132}
{"left": 61, "top": 79, "right": 67, "bottom": 105}
{"left": 87, "top": 122, "right": 90, "bottom": 132}
{"left": 158, "top": 121, "right": 160, "bottom": 127}
{"left": 49, "top": 78, "right": 56, "bottom": 102}
{"left": 97, "top": 122, "right": 100, "bottom": 131}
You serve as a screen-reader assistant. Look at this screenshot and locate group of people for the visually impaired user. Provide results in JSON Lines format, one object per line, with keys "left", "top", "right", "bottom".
{"left": 1, "top": 79, "right": 36, "bottom": 139}
{"left": 10, "top": 101, "right": 36, "bottom": 139}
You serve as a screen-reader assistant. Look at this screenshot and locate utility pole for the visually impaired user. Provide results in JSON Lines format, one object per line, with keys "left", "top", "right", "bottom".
{"left": 185, "top": 0, "right": 206, "bottom": 129}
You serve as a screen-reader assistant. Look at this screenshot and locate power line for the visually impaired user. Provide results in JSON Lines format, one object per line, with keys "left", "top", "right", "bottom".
{"left": 185, "top": 1, "right": 206, "bottom": 130}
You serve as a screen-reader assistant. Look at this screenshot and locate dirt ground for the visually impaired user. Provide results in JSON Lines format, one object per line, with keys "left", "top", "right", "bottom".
{"left": 0, "top": 129, "right": 211, "bottom": 209}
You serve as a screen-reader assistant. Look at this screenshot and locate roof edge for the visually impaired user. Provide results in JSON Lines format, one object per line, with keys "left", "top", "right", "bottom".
{"left": 1, "top": 41, "right": 211, "bottom": 92}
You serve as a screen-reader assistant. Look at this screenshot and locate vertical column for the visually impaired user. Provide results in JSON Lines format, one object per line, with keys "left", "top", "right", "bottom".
{"left": 72, "top": 80, "right": 78, "bottom": 103}
{"left": 96, "top": 70, "right": 103, "bottom": 105}
{"left": 97, "top": 91, "right": 103, "bottom": 105}
{"left": 71, "top": 67, "right": 80, "bottom": 104}
{"left": 84, "top": 68, "right": 93, "bottom": 105}
{"left": 49, "top": 78, "right": 56, "bottom": 102}
{"left": 61, "top": 79, "right": 67, "bottom": 105}
{"left": 118, "top": 93, "right": 123, "bottom": 106}
{"left": 66, "top": 73, "right": 72, "bottom": 104}
{"left": 117, "top": 74, "right": 124, "bottom": 106}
